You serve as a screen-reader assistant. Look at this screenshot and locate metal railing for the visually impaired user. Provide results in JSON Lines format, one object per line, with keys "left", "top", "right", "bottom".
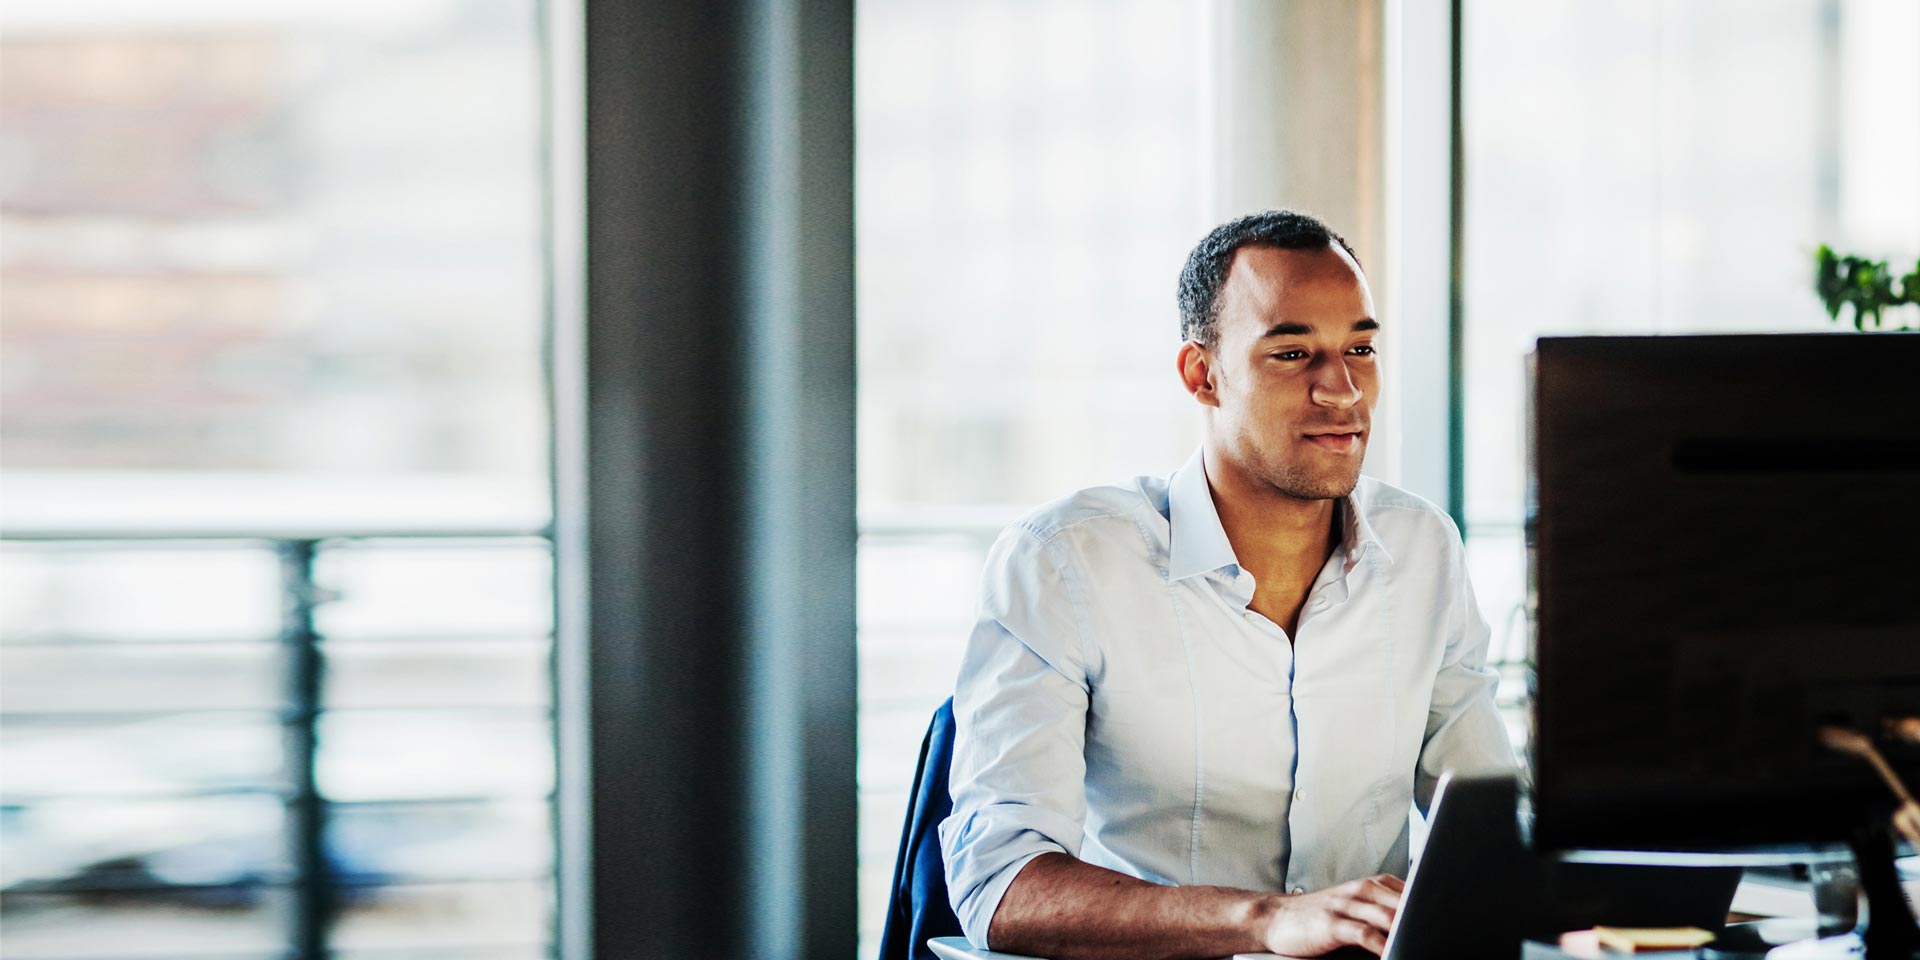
{"left": 0, "top": 532, "right": 558, "bottom": 960}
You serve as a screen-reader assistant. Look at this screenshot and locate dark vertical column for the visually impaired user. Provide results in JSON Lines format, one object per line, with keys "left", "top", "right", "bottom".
{"left": 279, "top": 538, "right": 330, "bottom": 960}
{"left": 568, "top": 1, "right": 856, "bottom": 958}
{"left": 577, "top": 5, "right": 747, "bottom": 959}
{"left": 736, "top": 2, "right": 858, "bottom": 958}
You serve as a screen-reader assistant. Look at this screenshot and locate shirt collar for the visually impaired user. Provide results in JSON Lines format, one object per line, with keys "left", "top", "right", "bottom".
{"left": 1340, "top": 478, "right": 1395, "bottom": 570}
{"left": 1167, "top": 447, "right": 1239, "bottom": 581}
{"left": 1167, "top": 447, "right": 1397, "bottom": 581}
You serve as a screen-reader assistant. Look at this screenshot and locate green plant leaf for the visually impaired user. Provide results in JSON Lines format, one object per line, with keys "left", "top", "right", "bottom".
{"left": 1812, "top": 246, "right": 1920, "bottom": 331}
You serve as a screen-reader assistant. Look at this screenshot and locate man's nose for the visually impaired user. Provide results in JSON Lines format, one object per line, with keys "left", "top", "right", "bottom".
{"left": 1310, "top": 357, "right": 1363, "bottom": 409}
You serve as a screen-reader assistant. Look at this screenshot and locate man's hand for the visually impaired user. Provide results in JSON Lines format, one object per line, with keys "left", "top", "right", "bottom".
{"left": 1256, "top": 875, "right": 1404, "bottom": 957}
{"left": 988, "top": 853, "right": 1404, "bottom": 960}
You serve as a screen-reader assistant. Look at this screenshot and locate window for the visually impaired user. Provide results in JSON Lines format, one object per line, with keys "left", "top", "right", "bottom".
{"left": 855, "top": 0, "right": 1202, "bottom": 951}
{"left": 1461, "top": 0, "right": 1920, "bottom": 752}
{"left": 0, "top": 1, "right": 556, "bottom": 956}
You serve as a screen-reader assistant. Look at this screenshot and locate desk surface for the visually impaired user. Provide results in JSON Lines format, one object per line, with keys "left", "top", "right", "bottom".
{"left": 928, "top": 935, "right": 1704, "bottom": 960}
{"left": 927, "top": 939, "right": 1320, "bottom": 960}
{"left": 925, "top": 938, "right": 1029, "bottom": 960}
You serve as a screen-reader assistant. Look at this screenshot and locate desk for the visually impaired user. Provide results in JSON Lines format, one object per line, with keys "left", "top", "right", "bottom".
{"left": 930, "top": 934, "right": 1703, "bottom": 960}
{"left": 926, "top": 939, "right": 1324, "bottom": 960}
{"left": 924, "top": 875, "right": 1857, "bottom": 960}
{"left": 925, "top": 938, "right": 1033, "bottom": 960}
{"left": 933, "top": 934, "right": 1857, "bottom": 960}
{"left": 929, "top": 936, "right": 1681, "bottom": 960}
{"left": 930, "top": 936, "right": 1595, "bottom": 960}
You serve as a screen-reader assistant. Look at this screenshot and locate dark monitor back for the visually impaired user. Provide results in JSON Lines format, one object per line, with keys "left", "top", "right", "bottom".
{"left": 1527, "top": 333, "right": 1920, "bottom": 853}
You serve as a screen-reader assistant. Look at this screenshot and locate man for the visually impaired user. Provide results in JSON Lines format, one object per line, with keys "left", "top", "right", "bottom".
{"left": 938, "top": 211, "right": 1515, "bottom": 959}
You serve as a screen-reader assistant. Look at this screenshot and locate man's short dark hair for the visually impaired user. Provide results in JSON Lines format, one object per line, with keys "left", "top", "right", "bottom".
{"left": 1176, "top": 210, "right": 1360, "bottom": 347}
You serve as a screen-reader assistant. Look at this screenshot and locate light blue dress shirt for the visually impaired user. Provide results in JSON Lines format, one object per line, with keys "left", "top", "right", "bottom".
{"left": 938, "top": 448, "right": 1516, "bottom": 949}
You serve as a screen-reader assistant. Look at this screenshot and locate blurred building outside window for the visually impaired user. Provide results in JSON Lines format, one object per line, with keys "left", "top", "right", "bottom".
{"left": 0, "top": 0, "right": 557, "bottom": 957}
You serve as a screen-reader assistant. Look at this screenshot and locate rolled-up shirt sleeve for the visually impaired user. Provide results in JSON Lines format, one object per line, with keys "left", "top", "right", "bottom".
{"left": 939, "top": 525, "right": 1097, "bottom": 949}
{"left": 1415, "top": 528, "right": 1518, "bottom": 815}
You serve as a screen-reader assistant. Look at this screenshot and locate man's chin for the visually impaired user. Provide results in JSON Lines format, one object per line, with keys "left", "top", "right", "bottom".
{"left": 1269, "top": 468, "right": 1362, "bottom": 502}
{"left": 1279, "top": 446, "right": 1365, "bottom": 500}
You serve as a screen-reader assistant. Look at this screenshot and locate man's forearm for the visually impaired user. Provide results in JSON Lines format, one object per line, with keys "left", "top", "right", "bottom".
{"left": 986, "top": 852, "right": 1280, "bottom": 960}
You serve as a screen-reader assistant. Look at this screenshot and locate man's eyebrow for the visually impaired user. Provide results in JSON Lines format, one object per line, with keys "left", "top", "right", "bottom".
{"left": 1260, "top": 318, "right": 1381, "bottom": 338}
{"left": 1260, "top": 322, "right": 1314, "bottom": 338}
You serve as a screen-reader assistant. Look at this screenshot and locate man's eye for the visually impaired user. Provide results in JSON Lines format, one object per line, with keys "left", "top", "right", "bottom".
{"left": 1349, "top": 345, "right": 1376, "bottom": 357}
{"left": 1273, "top": 350, "right": 1308, "bottom": 361}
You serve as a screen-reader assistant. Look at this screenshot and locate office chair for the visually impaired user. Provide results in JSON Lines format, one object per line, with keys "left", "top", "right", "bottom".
{"left": 878, "top": 697, "right": 965, "bottom": 960}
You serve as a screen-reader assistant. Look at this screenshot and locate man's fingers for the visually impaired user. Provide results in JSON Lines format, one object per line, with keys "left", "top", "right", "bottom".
{"left": 1362, "top": 927, "right": 1389, "bottom": 955}
{"left": 1341, "top": 898, "right": 1395, "bottom": 933}
{"left": 1373, "top": 874, "right": 1406, "bottom": 893}
{"left": 1331, "top": 917, "right": 1388, "bottom": 955}
{"left": 1349, "top": 876, "right": 1403, "bottom": 908}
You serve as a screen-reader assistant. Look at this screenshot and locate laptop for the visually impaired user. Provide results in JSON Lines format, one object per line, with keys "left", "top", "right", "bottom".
{"left": 929, "top": 772, "right": 1739, "bottom": 960}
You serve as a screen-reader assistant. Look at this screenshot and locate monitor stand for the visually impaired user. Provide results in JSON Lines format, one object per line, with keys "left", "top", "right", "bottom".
{"left": 1851, "top": 819, "right": 1920, "bottom": 960}
{"left": 1705, "top": 820, "right": 1920, "bottom": 960}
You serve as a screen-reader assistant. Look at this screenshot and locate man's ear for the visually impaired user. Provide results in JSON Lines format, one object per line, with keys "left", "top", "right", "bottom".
{"left": 1176, "top": 340, "right": 1219, "bottom": 408}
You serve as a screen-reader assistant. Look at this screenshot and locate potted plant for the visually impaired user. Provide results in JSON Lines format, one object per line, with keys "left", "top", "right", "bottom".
{"left": 1814, "top": 245, "right": 1920, "bottom": 331}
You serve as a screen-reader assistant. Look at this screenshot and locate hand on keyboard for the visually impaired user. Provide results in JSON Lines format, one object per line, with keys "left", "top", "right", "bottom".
{"left": 1256, "top": 875, "right": 1403, "bottom": 957}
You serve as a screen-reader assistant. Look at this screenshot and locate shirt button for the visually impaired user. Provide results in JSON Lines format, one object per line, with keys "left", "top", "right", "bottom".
{"left": 1294, "top": 788, "right": 1306, "bottom": 801}
{"left": 1243, "top": 611, "right": 1259, "bottom": 622}
{"left": 1291, "top": 886, "right": 1306, "bottom": 895}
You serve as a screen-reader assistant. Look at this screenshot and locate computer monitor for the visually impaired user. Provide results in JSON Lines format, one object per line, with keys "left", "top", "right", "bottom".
{"left": 1525, "top": 334, "right": 1920, "bottom": 949}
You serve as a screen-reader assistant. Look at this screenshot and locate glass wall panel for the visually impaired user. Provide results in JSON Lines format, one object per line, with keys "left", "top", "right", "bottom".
{"left": 2, "top": 714, "right": 287, "bottom": 800}
{"left": 1462, "top": 0, "right": 1920, "bottom": 751}
{"left": 1, "top": 642, "right": 282, "bottom": 715}
{"left": 326, "top": 801, "right": 552, "bottom": 885}
{"left": 328, "top": 881, "right": 552, "bottom": 953}
{"left": 315, "top": 541, "right": 554, "bottom": 640}
{"left": 316, "top": 711, "right": 554, "bottom": 803}
{"left": 0, "top": 544, "right": 281, "bottom": 644}
{"left": 0, "top": 888, "right": 293, "bottom": 960}
{"left": 323, "top": 640, "right": 552, "bottom": 710}
{"left": 2, "top": 796, "right": 288, "bottom": 892}
{"left": 0, "top": 0, "right": 549, "bottom": 535}
{"left": 854, "top": 0, "right": 1205, "bottom": 951}
{"left": 0, "top": 1, "right": 557, "bottom": 956}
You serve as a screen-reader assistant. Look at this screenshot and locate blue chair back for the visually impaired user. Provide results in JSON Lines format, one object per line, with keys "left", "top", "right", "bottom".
{"left": 877, "top": 697, "right": 964, "bottom": 960}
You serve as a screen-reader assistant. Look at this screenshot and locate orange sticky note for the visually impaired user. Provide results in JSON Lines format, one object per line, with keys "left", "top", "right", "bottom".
{"left": 1592, "top": 926, "right": 1715, "bottom": 952}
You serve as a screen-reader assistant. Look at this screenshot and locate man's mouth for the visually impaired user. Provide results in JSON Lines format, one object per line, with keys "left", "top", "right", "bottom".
{"left": 1303, "top": 429, "right": 1364, "bottom": 454}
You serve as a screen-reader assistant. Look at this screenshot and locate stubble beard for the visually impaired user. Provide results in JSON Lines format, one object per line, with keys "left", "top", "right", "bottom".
{"left": 1256, "top": 443, "right": 1366, "bottom": 502}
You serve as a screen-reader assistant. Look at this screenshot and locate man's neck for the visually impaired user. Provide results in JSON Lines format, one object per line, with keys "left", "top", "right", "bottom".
{"left": 1202, "top": 444, "right": 1340, "bottom": 576}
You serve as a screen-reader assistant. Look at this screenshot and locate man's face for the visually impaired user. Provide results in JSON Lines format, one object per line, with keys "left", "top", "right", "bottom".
{"left": 1195, "top": 243, "right": 1380, "bottom": 501}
